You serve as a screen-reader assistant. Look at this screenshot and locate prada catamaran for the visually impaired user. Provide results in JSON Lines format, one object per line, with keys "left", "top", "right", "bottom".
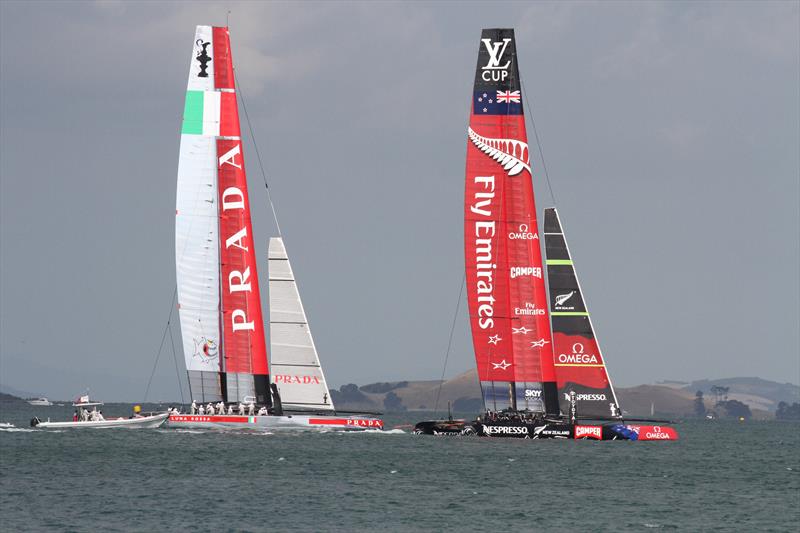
{"left": 414, "top": 28, "right": 677, "bottom": 441}
{"left": 168, "top": 26, "right": 381, "bottom": 431}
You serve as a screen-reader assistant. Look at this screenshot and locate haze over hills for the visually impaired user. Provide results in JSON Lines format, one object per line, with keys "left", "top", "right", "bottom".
{"left": 329, "top": 370, "right": 800, "bottom": 418}
{"left": 3, "top": 372, "right": 797, "bottom": 419}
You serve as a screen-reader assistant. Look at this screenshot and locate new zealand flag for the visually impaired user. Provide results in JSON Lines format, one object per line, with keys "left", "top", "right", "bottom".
{"left": 473, "top": 90, "right": 523, "bottom": 115}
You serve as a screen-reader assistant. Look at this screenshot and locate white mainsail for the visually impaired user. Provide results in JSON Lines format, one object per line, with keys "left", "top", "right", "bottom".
{"left": 268, "top": 238, "right": 334, "bottom": 411}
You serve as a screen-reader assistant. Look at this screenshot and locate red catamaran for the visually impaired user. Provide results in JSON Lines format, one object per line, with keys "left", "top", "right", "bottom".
{"left": 169, "top": 25, "right": 381, "bottom": 431}
{"left": 414, "top": 28, "right": 677, "bottom": 441}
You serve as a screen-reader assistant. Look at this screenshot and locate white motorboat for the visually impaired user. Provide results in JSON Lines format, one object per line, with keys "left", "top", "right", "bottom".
{"left": 26, "top": 397, "right": 53, "bottom": 406}
{"left": 30, "top": 396, "right": 168, "bottom": 429}
{"left": 31, "top": 413, "right": 168, "bottom": 429}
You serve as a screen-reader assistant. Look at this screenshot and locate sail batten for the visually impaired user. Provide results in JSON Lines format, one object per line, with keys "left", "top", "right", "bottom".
{"left": 465, "top": 29, "right": 557, "bottom": 413}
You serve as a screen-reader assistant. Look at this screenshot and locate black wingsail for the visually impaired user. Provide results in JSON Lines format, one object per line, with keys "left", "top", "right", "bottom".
{"left": 544, "top": 208, "right": 621, "bottom": 418}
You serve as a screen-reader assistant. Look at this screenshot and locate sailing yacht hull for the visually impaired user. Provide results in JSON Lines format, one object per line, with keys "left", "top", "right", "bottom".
{"left": 167, "top": 413, "right": 383, "bottom": 431}
{"left": 413, "top": 420, "right": 678, "bottom": 440}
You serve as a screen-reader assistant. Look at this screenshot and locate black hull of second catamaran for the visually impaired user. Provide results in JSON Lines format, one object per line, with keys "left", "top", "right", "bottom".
{"left": 412, "top": 420, "right": 678, "bottom": 441}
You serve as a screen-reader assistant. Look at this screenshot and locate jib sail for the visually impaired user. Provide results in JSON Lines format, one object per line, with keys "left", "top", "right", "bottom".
{"left": 175, "top": 26, "right": 270, "bottom": 404}
{"left": 268, "top": 238, "right": 334, "bottom": 411}
{"left": 464, "top": 29, "right": 558, "bottom": 414}
{"left": 543, "top": 208, "right": 620, "bottom": 418}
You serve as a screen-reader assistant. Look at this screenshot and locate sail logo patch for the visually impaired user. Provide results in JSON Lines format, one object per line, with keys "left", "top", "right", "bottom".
{"left": 192, "top": 337, "right": 218, "bottom": 362}
{"left": 195, "top": 39, "right": 212, "bottom": 78}
{"left": 491, "top": 359, "right": 512, "bottom": 370}
{"left": 554, "top": 291, "right": 575, "bottom": 308}
{"left": 274, "top": 375, "right": 321, "bottom": 385}
{"left": 510, "top": 266, "right": 542, "bottom": 279}
{"left": 555, "top": 343, "right": 602, "bottom": 366}
{"left": 468, "top": 128, "right": 530, "bottom": 176}
{"left": 564, "top": 392, "right": 607, "bottom": 402}
{"left": 508, "top": 224, "right": 538, "bottom": 240}
{"left": 474, "top": 91, "right": 522, "bottom": 115}
{"left": 470, "top": 175, "right": 498, "bottom": 330}
{"left": 524, "top": 389, "right": 542, "bottom": 398}
{"left": 514, "top": 302, "right": 545, "bottom": 316}
{"left": 481, "top": 38, "right": 511, "bottom": 81}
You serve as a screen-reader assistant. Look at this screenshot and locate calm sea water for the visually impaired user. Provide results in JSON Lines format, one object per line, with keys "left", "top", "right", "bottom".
{"left": 1, "top": 402, "right": 798, "bottom": 532}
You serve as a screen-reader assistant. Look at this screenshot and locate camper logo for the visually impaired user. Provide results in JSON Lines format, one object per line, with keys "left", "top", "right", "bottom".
{"left": 193, "top": 337, "right": 218, "bottom": 361}
{"left": 574, "top": 425, "right": 603, "bottom": 439}
{"left": 195, "top": 39, "right": 212, "bottom": 78}
{"left": 481, "top": 38, "right": 512, "bottom": 82}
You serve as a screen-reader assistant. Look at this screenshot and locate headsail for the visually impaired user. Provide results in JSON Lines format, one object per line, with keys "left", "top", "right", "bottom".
{"left": 176, "top": 26, "right": 270, "bottom": 404}
{"left": 464, "top": 29, "right": 558, "bottom": 414}
{"left": 544, "top": 208, "right": 620, "bottom": 418}
{"left": 268, "top": 238, "right": 334, "bottom": 411}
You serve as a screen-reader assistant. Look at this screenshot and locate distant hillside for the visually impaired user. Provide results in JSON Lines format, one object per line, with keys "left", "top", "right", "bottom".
{"left": 682, "top": 378, "right": 799, "bottom": 412}
{"left": 329, "top": 371, "right": 795, "bottom": 419}
{"left": 0, "top": 391, "right": 24, "bottom": 403}
{"left": 0, "top": 384, "right": 40, "bottom": 399}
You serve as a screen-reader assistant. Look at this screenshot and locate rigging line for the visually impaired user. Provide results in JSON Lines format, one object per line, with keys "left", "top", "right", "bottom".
{"left": 234, "top": 68, "right": 283, "bottom": 237}
{"left": 168, "top": 318, "right": 185, "bottom": 406}
{"left": 520, "top": 75, "right": 558, "bottom": 207}
{"left": 144, "top": 287, "right": 178, "bottom": 403}
{"left": 433, "top": 273, "right": 466, "bottom": 416}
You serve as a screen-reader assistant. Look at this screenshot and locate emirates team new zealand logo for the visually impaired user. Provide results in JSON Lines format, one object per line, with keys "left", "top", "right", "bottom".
{"left": 195, "top": 39, "right": 212, "bottom": 78}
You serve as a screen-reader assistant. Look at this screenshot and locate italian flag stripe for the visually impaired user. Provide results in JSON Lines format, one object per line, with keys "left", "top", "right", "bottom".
{"left": 182, "top": 90, "right": 221, "bottom": 136}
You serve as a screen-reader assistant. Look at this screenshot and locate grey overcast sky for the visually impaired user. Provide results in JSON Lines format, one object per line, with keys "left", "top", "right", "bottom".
{"left": 1, "top": 1, "right": 798, "bottom": 401}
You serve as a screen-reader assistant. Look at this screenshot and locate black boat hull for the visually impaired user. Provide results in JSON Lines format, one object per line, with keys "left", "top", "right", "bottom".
{"left": 413, "top": 420, "right": 678, "bottom": 440}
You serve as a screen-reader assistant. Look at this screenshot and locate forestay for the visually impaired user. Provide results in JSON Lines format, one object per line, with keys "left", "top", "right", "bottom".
{"left": 268, "top": 238, "right": 334, "bottom": 411}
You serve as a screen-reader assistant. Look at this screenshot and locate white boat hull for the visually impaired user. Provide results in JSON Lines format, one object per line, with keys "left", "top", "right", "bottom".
{"left": 34, "top": 413, "right": 169, "bottom": 429}
{"left": 167, "top": 413, "right": 383, "bottom": 431}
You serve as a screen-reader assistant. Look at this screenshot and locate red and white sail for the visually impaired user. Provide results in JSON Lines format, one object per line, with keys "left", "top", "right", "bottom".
{"left": 176, "top": 26, "right": 270, "bottom": 404}
{"left": 464, "top": 29, "right": 559, "bottom": 414}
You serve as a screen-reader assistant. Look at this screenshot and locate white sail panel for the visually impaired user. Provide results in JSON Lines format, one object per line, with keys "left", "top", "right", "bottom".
{"left": 268, "top": 238, "right": 334, "bottom": 411}
{"left": 176, "top": 28, "right": 221, "bottom": 376}
{"left": 187, "top": 26, "right": 214, "bottom": 91}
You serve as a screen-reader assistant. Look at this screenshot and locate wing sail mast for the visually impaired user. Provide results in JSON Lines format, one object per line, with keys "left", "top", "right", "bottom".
{"left": 176, "top": 26, "right": 270, "bottom": 404}
{"left": 464, "top": 29, "right": 559, "bottom": 414}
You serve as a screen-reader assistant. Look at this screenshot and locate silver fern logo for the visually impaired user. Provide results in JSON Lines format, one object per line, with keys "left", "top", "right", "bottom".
{"left": 555, "top": 291, "right": 575, "bottom": 307}
{"left": 468, "top": 127, "right": 530, "bottom": 176}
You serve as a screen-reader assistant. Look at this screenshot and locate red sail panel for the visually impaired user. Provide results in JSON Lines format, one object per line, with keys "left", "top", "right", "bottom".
{"left": 212, "top": 27, "right": 268, "bottom": 378}
{"left": 465, "top": 29, "right": 556, "bottom": 410}
{"left": 218, "top": 138, "right": 268, "bottom": 375}
{"left": 212, "top": 27, "right": 235, "bottom": 90}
